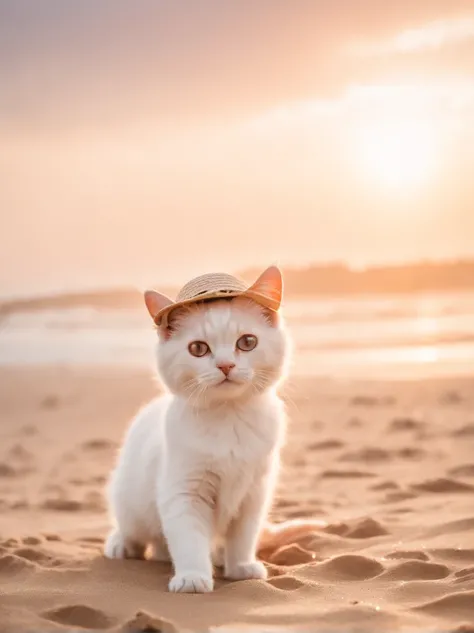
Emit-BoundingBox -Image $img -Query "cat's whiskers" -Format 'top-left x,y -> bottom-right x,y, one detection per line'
181,377 -> 208,413
254,368 -> 275,391
276,376 -> 302,416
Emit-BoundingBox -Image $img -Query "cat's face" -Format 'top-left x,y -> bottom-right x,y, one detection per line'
155,298 -> 288,404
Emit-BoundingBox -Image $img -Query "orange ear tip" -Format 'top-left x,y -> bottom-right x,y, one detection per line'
266,265 -> 283,283
264,264 -> 281,274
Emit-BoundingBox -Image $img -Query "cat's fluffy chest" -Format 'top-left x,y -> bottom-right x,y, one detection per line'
162,396 -> 282,530
166,395 -> 283,463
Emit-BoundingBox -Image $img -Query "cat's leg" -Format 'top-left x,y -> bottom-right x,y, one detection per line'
148,535 -> 171,562
211,543 -> 225,568
104,489 -> 149,560
104,528 -> 146,560
223,485 -> 269,581
159,493 -> 214,593
104,459 -> 149,560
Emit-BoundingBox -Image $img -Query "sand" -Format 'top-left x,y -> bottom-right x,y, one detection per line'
1,365 -> 474,632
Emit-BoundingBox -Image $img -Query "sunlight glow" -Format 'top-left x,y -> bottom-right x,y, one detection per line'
411,346 -> 440,364
355,119 -> 438,190
415,316 -> 439,336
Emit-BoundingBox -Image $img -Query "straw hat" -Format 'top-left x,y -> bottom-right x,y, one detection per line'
145,267 -> 282,327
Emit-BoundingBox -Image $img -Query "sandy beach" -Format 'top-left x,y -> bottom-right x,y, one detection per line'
1,365 -> 473,631
3,0 -> 474,628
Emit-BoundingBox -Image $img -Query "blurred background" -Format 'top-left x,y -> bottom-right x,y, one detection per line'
1,0 -> 474,378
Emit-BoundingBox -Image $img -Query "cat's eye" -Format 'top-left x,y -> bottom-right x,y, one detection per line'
188,341 -> 210,357
236,334 -> 258,352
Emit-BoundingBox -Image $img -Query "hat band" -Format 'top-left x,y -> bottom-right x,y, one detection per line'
193,288 -> 237,298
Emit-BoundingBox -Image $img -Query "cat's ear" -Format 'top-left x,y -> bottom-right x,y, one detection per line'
144,290 -> 174,322
248,265 -> 283,310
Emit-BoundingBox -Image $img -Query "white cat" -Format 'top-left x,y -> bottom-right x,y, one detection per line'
104,266 -> 321,593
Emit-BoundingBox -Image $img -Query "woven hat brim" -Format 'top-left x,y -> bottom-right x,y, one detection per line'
154,289 -> 279,326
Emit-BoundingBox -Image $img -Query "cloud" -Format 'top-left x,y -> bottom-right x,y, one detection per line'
393,16 -> 474,51
352,15 -> 474,55
1,0 -> 474,135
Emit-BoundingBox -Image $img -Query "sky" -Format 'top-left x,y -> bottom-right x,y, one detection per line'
1,0 -> 474,297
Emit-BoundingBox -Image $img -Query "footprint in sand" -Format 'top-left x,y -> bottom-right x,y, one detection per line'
370,480 -> 399,491
69,477 -> 88,486
79,536 -> 104,544
0,446 -> 36,479
118,610 -> 178,632
383,490 -> 418,503
309,554 -> 385,581
41,498 -> 84,512
70,474 -> 107,487
0,462 -> 17,477
8,444 -> 34,461
268,543 -> 318,565
18,424 -> 38,437
81,438 -> 117,451
40,394 -> 60,409
386,550 -> 430,562
346,416 -> 364,428
389,417 -> 424,432
449,464 -> 474,478
267,576 -> 305,590
8,444 -> 35,471
42,604 -> 115,630
41,495 -> 105,512
309,439 -> 344,451
381,560 -> 451,581
339,447 -> 390,462
451,625 -> 474,633
451,423 -> 474,437
10,498 -> 30,510
22,536 -> 42,546
350,395 -> 394,407
428,548 -> 474,564
439,390 -> 463,405
274,498 -> 296,509
345,518 -> 389,539
397,447 -> 425,460
424,517 -> 474,539
321,521 -> 350,536
320,469 -> 376,479
413,591 -> 474,620
14,547 -> 55,567
411,478 -> 474,494
453,567 -> 474,584
454,566 -> 474,578
0,553 -> 37,574
1,538 -> 19,548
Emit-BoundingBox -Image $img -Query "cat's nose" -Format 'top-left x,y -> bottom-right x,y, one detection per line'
216,362 -> 236,377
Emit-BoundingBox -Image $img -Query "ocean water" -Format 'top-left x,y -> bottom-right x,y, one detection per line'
1,292 -> 473,379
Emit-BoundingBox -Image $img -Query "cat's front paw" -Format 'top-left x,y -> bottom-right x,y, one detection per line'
103,530 -> 145,560
168,571 -> 214,593
225,561 -> 267,581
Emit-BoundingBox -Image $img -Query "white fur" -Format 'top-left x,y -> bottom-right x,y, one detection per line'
104,298 -> 289,593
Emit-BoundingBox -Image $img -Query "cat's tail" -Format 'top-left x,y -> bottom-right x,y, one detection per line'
257,518 -> 326,554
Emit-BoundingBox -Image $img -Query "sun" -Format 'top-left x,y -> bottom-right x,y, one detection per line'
355,119 -> 438,191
